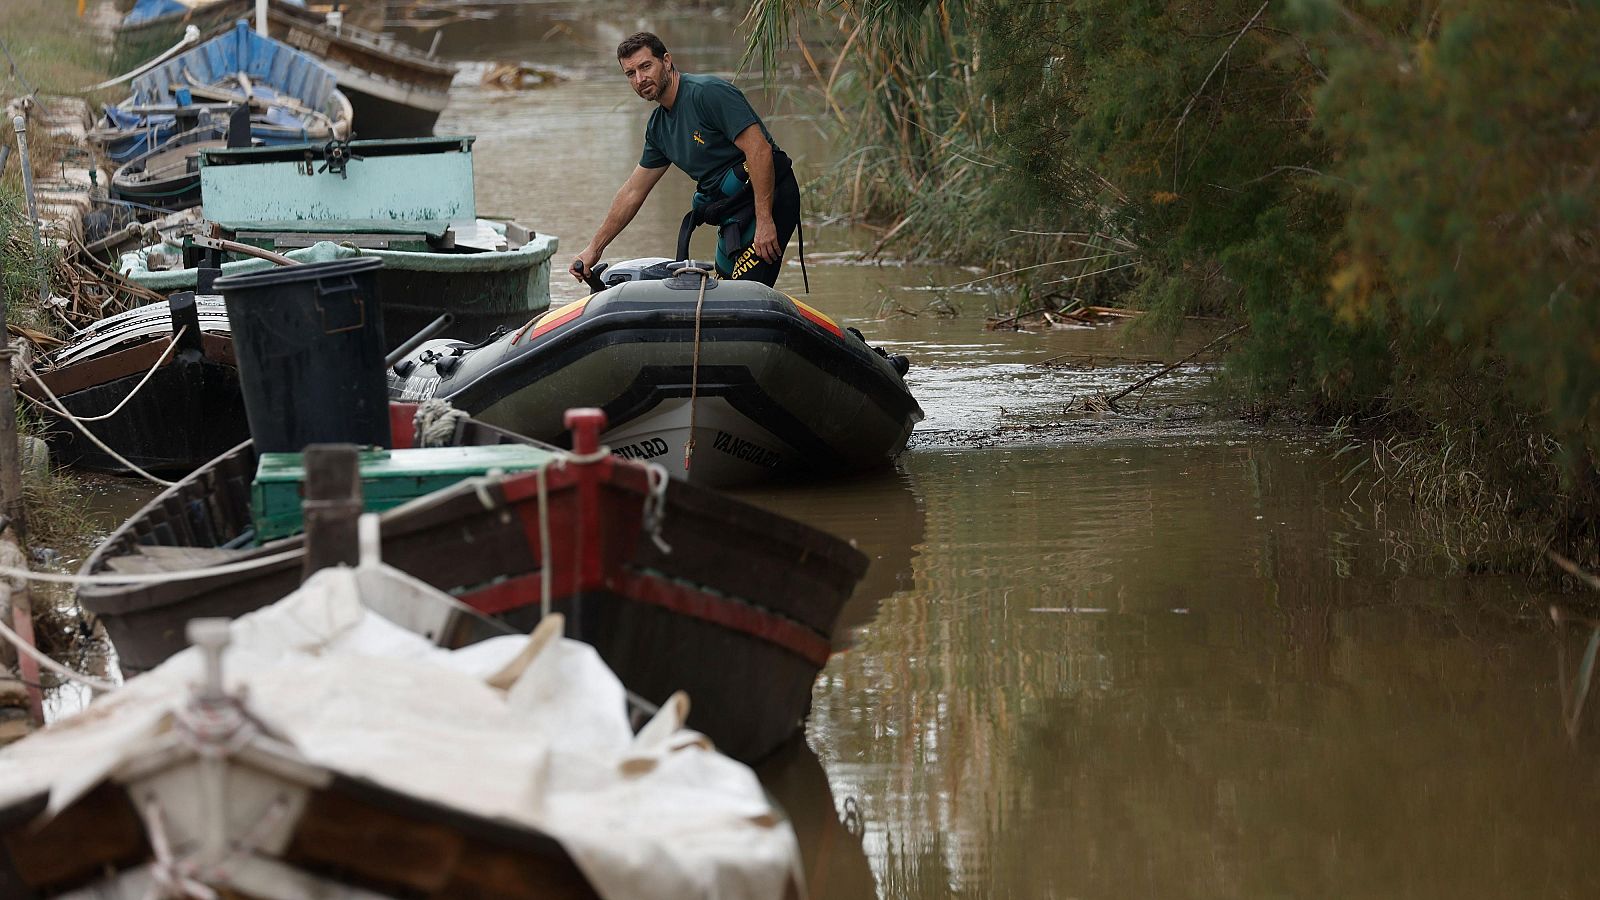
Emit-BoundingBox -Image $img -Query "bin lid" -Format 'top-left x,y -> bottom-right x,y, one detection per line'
213,255 -> 385,292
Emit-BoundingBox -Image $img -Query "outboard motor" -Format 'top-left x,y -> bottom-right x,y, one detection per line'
596,258 -> 718,288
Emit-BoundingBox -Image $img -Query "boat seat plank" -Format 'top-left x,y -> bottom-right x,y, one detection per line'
235,231 -> 433,250
219,218 -> 451,238
104,545 -> 248,574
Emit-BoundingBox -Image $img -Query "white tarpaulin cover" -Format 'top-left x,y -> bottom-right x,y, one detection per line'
0,565 -> 804,899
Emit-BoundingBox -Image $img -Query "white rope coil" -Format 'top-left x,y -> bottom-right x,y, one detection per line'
559,446 -> 612,466
413,397 -> 468,448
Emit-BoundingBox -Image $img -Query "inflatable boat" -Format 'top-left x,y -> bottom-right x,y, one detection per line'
388,258 -> 922,486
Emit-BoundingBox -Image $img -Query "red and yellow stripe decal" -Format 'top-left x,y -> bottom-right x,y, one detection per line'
516,296 -> 590,344
785,295 -> 843,338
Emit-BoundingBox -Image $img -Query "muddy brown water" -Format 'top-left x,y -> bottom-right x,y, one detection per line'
64,5 -> 1600,896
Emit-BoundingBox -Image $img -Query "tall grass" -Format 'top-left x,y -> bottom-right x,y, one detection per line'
742,0 -> 1140,309
747,0 -> 1600,574
0,0 -> 110,99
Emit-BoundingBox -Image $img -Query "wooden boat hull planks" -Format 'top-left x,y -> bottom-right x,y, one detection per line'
0,768 -> 599,898
18,331 -> 247,476
110,127 -> 229,213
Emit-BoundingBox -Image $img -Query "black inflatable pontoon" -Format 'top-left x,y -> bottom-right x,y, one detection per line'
388,258 -> 922,486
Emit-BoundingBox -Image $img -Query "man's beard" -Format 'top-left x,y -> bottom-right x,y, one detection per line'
640,69 -> 670,101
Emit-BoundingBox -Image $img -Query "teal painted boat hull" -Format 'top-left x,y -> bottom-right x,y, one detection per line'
120,236 -> 557,349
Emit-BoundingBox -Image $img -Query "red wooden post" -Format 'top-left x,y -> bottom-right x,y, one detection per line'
564,408 -> 608,591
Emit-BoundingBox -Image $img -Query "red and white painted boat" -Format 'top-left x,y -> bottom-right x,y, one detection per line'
77,404 -> 868,762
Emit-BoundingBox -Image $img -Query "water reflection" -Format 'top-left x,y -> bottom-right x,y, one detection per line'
759,738 -> 877,899
736,467 -> 926,643
808,443 -> 1600,898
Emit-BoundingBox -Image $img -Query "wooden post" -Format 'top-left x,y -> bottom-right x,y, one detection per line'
12,117 -> 49,308
300,444 -> 363,582
167,291 -> 205,355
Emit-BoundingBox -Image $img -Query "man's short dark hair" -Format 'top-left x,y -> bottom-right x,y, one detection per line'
617,32 -> 668,61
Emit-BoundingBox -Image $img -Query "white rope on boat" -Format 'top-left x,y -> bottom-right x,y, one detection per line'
535,464 -> 552,619
83,26 -> 202,92
0,585 -> 120,693
144,795 -> 221,900
642,462 -> 673,555
18,355 -> 177,487
0,549 -> 303,587
27,326 -> 188,425
558,446 -> 613,466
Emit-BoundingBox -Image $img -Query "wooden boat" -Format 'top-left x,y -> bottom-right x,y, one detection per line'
388,258 -> 924,487
114,1 -> 454,138
119,137 -> 558,347
93,20 -> 352,165
269,3 -> 455,139
109,121 -> 230,212
0,621 -> 599,899
2,573 -> 803,897
16,293 -> 247,476
77,404 -> 868,763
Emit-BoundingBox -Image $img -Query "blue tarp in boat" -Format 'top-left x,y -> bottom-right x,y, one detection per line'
125,0 -> 188,25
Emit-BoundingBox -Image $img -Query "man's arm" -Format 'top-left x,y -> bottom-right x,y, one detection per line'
571,164 -> 670,280
734,125 -> 780,263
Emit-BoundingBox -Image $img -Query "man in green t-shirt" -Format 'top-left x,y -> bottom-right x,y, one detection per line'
569,32 -> 801,287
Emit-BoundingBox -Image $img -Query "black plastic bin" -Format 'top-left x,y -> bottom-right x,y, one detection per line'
214,257 -> 392,453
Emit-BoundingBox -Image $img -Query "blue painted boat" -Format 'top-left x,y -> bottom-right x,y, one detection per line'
92,20 -> 351,164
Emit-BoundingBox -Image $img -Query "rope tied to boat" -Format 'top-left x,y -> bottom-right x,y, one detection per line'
642,462 -> 673,556
535,464 -> 553,619
674,264 -> 716,473
14,330 -> 191,488
413,397 -> 468,448
142,745 -> 292,898
30,326 -> 189,424
0,549 -> 303,587
0,584 -> 119,693
143,797 -> 220,900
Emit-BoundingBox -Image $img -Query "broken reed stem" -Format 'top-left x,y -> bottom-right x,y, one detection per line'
1106,322 -> 1247,409
1549,550 -> 1600,593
